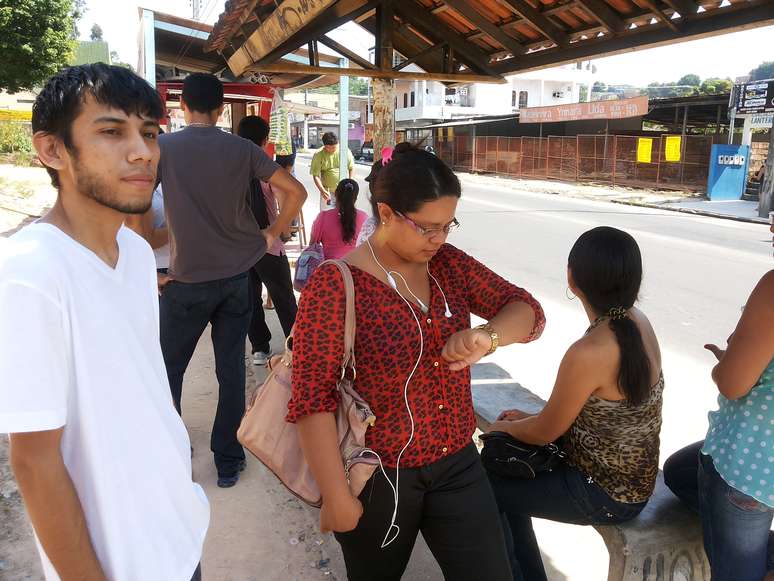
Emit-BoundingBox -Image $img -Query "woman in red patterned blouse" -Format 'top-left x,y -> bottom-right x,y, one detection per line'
288,144 -> 545,581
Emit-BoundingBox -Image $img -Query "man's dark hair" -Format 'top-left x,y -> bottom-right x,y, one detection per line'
32,63 -> 164,189
322,132 -> 338,146
181,73 -> 224,113
275,153 -> 295,169
237,115 -> 270,146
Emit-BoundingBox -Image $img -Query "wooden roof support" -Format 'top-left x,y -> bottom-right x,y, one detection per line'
662,0 -> 698,17
639,0 -> 680,31
442,0 -> 526,55
375,0 -> 395,73
318,34 -> 376,69
393,42 -> 447,71
575,0 -> 627,33
394,0 -> 499,75
499,0 -> 569,46
247,61 -> 506,83
491,0 -> 774,75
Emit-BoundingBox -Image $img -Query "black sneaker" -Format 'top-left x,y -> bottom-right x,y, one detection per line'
217,460 -> 246,488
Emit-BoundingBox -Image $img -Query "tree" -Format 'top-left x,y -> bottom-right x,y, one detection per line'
678,74 -> 701,87
70,0 -> 86,38
90,23 -> 103,41
592,81 -> 607,93
750,61 -> 774,81
698,78 -> 732,95
579,85 -> 588,102
0,0 -> 76,93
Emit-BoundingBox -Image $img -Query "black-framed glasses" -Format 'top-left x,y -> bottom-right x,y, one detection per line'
395,211 -> 460,237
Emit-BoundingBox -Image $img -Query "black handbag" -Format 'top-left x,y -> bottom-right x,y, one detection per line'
480,431 -> 565,479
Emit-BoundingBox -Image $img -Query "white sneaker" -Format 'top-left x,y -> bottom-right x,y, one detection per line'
253,350 -> 271,366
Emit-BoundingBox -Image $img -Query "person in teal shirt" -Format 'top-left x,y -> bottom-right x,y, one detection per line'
310,132 -> 354,210
665,219 -> 774,580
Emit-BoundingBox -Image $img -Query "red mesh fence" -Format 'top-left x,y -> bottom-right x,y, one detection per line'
438,134 -> 710,191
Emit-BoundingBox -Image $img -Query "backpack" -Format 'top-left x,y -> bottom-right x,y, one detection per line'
293,242 -> 325,292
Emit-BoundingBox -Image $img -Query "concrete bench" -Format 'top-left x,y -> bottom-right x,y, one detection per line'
471,363 -> 710,581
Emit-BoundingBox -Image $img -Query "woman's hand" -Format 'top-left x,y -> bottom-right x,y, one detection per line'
496,408 -> 533,421
704,344 -> 725,361
319,493 -> 363,533
442,328 -> 492,371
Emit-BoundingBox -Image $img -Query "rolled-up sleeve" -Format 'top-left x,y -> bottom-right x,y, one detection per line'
250,142 -> 281,182
287,263 -> 346,422
460,249 -> 545,343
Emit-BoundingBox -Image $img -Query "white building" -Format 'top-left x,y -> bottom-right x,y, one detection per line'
370,62 -> 594,131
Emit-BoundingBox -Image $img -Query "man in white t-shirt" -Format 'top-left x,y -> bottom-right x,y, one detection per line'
0,64 -> 209,580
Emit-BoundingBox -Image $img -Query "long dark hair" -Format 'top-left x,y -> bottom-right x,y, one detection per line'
335,178 -> 359,243
371,142 -> 461,217
568,227 -> 652,405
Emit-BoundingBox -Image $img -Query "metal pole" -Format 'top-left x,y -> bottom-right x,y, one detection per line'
339,58 -> 350,181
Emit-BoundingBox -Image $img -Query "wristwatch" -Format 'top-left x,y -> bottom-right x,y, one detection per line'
474,322 -> 499,356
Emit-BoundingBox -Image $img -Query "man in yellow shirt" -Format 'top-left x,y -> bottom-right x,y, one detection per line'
310,132 -> 354,210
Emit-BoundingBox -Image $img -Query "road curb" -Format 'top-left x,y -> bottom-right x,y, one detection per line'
609,198 -> 769,225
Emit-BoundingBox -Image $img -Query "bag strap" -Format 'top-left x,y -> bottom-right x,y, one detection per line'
322,259 -> 356,372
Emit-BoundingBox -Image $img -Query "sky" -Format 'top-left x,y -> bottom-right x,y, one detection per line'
79,0 -> 774,88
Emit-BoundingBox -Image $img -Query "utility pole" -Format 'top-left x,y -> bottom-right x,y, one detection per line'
191,0 -> 201,20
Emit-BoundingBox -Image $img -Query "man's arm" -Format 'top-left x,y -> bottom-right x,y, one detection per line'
10,429 -> 106,580
267,169 -> 307,241
312,175 -> 330,200
348,150 -> 354,179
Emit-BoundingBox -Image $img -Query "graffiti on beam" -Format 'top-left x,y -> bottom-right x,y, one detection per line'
228,0 -> 338,77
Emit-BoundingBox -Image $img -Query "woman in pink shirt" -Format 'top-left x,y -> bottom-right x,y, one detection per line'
310,179 -> 368,259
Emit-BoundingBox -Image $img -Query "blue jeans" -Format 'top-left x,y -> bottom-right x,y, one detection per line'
488,464 -> 645,581
665,442 -> 774,580
160,272 -> 251,476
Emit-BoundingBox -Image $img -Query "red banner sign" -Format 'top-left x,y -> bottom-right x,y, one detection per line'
519,96 -> 649,123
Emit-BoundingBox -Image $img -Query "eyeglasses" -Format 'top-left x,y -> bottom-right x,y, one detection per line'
395,211 -> 460,237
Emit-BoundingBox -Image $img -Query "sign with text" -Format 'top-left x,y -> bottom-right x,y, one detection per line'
665,136 -> 682,162
735,80 -> 774,114
519,96 -> 649,124
637,138 -> 653,164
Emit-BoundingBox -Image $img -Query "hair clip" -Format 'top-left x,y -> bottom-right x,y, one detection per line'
381,147 -> 394,165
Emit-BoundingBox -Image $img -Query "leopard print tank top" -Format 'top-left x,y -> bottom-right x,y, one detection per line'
564,373 -> 664,504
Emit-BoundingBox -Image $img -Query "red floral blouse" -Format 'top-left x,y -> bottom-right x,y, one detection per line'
287,244 -> 545,468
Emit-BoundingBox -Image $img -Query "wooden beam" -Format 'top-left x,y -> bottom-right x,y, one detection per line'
500,1 -> 580,34
375,0 -> 395,70
393,42 -> 446,71
575,0 -> 626,33
318,34 -> 376,69
499,0 -> 569,46
394,0 -> 498,75
247,61 -> 507,83
491,0 -> 774,75
442,0 -> 526,55
661,0 -> 697,17
639,0 -> 680,31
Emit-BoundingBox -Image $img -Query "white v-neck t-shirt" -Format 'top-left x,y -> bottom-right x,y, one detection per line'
0,223 -> 209,581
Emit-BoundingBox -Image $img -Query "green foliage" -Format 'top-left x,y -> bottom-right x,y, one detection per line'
316,78 -> 369,96
0,0 -> 76,93
750,61 -> 774,81
579,85 -> 588,101
90,23 -> 103,41
592,81 -> 607,93
0,122 -> 32,154
678,74 -> 701,87
698,78 -> 732,95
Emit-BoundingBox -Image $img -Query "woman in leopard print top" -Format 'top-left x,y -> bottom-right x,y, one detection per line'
487,227 -> 664,581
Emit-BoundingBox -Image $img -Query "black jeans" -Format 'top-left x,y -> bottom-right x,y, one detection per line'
248,253 -> 297,353
333,444 -> 512,581
160,272 -> 250,476
487,464 -> 646,581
